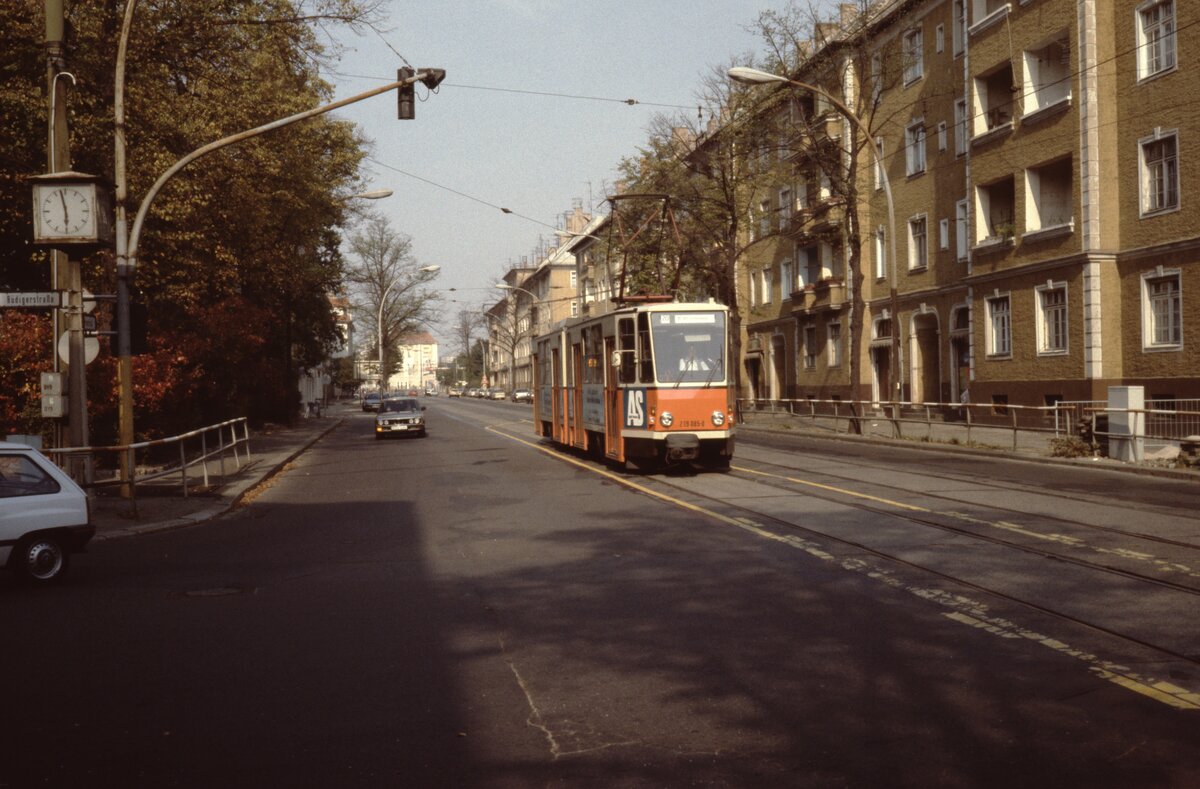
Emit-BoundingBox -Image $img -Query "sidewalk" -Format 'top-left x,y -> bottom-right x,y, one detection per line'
737,410 -> 1200,482
90,414 -> 344,542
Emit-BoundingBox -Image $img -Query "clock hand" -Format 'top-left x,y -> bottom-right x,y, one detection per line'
59,190 -> 69,227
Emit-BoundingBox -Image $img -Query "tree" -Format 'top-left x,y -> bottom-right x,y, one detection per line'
449,308 -> 483,384
0,0 -> 380,436
344,214 -> 440,387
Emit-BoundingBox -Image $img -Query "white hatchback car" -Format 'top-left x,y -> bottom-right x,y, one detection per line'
0,443 -> 94,583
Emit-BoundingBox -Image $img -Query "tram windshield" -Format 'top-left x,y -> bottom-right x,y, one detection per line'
650,310 -> 726,385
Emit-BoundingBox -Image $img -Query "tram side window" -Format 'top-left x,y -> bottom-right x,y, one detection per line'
583,324 -> 603,385
637,312 -> 654,383
618,318 -> 637,383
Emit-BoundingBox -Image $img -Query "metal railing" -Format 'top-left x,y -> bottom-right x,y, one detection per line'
46,418 -> 252,510
738,397 -> 1200,461
737,398 -> 1070,452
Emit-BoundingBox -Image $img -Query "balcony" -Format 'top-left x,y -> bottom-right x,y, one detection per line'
791,277 -> 847,314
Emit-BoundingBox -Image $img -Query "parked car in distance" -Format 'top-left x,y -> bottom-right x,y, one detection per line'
361,392 -> 382,412
466,387 -> 480,398
511,388 -> 532,404
489,388 -> 506,400
375,398 -> 427,439
406,389 -> 420,398
0,443 -> 95,583
448,388 -> 463,398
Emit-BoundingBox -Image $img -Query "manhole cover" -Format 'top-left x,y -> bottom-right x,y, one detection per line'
180,586 -> 251,598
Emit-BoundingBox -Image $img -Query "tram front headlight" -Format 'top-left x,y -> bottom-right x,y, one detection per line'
712,410 -> 726,427
659,411 -> 674,428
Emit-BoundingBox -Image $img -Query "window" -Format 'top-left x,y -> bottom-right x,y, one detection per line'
803,325 -> 817,369
976,176 -> 1016,243
987,294 -> 1012,356
939,218 -> 950,250
781,259 -> 794,296
779,187 -> 792,224
0,456 -> 60,498
748,268 -> 759,306
828,323 -> 842,367
1138,1 -> 1176,80
954,99 -> 968,155
870,52 -> 883,104
1140,130 -> 1179,215
903,28 -> 924,84
874,227 -> 887,280
908,216 -> 928,270
1143,270 -> 1182,348
952,0 -> 967,56
570,270 -> 578,288
570,301 -> 579,318
1022,36 -> 1072,115
937,121 -> 947,151
1036,283 -> 1068,354
1026,157 -> 1074,232
936,24 -> 945,54
758,198 -> 772,238
874,138 -> 885,190
761,267 -> 773,305
956,199 -> 969,260
906,121 -> 926,175
974,64 -> 1015,135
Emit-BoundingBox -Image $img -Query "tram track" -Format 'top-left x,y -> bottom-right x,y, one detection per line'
483,418 -> 1200,708
738,439 -> 1200,550
631,465 -> 1200,672
726,451 -> 1200,590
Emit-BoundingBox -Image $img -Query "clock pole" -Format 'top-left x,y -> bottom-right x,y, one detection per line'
45,0 -> 91,482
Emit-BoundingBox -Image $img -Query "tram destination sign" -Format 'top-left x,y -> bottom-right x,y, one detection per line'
0,291 -> 63,308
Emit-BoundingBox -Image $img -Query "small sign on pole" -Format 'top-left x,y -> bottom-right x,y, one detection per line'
0,291 -> 62,308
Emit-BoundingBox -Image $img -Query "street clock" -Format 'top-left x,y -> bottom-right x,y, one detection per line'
30,171 -> 113,249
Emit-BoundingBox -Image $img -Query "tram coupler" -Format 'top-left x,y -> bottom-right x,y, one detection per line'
665,433 -> 700,463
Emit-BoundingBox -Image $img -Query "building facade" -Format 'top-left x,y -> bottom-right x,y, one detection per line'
739,0 -> 1197,409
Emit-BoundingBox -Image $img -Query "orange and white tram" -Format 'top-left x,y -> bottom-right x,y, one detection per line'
532,300 -> 735,471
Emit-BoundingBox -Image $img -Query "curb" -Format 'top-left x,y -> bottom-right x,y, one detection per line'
92,418 -> 345,542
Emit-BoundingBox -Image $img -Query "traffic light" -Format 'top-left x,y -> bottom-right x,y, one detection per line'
398,67 -> 415,120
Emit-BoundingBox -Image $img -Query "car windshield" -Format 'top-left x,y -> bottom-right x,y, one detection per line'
380,399 -> 419,413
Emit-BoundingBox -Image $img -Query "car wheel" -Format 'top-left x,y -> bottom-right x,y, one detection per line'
13,534 -> 69,584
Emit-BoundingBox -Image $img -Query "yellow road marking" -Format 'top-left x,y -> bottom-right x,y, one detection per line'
488,425 -> 1199,711
734,464 -> 930,512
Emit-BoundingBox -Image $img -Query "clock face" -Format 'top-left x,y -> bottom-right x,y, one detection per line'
38,185 -> 94,237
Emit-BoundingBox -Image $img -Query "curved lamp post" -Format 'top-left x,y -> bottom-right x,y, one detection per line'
377,265 -> 440,390
728,66 -> 901,405
495,283 -> 541,392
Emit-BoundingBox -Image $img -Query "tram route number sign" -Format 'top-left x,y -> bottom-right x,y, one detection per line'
0,291 -> 63,308
624,388 -> 647,428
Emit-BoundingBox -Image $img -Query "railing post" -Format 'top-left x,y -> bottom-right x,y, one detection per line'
201,430 -> 210,488
126,445 -> 139,518
218,423 -> 227,481
965,403 -> 973,445
180,441 -> 188,497
1012,408 -> 1019,451
926,404 -> 932,442
243,419 -> 252,461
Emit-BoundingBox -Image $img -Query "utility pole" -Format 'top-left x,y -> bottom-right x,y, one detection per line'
45,0 -> 89,479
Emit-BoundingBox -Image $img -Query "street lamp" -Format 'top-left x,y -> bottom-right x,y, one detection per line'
377,265 -> 440,390
728,65 -> 901,406
494,283 -> 540,392
350,189 -> 394,200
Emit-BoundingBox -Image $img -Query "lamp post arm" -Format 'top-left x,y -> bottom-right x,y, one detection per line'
125,73 -> 435,265
770,75 -> 900,403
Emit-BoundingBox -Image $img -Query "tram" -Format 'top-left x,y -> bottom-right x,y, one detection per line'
532,300 -> 735,471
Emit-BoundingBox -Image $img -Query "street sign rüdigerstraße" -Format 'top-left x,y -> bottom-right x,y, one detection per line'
0,291 -> 63,308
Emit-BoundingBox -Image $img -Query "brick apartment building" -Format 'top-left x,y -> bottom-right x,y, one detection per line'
738,0 -> 1196,410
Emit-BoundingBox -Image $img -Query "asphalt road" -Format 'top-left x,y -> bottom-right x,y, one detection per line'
2,398 -> 1198,787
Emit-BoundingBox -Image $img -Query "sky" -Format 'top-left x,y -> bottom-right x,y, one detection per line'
322,0 -> 786,349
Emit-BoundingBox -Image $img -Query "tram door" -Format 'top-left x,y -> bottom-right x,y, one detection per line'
552,345 -> 563,442
604,335 -> 622,460
571,343 -> 583,448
